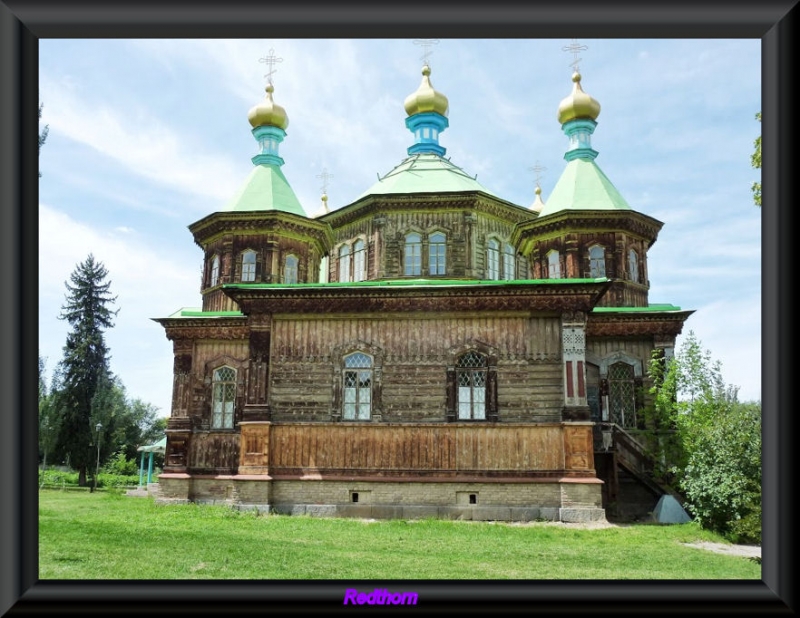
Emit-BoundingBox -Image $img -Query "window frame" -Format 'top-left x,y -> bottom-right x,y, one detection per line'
284,254 -> 299,284
210,254 -> 220,287
338,244 -> 351,282
629,248 -> 639,283
342,352 -> 374,421
487,238 -> 500,280
353,239 -> 366,282
428,231 -> 447,276
589,244 -> 606,278
211,365 -> 237,429
404,232 -> 422,276
241,249 -> 257,282
502,243 -> 515,281
547,249 -> 562,279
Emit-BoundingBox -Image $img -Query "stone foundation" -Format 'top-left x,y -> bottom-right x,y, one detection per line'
156,474 -> 605,522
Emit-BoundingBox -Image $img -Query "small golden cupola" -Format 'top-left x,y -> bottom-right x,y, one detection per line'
404,64 -> 449,117
557,72 -> 601,125
248,83 -> 289,130
403,64 -> 451,157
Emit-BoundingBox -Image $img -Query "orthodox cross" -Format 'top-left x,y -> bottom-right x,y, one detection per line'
259,48 -> 283,85
413,39 -> 440,66
316,168 -> 334,195
562,39 -> 588,72
528,161 -> 547,191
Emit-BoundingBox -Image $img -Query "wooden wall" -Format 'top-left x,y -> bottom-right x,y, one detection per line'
268,313 -> 563,422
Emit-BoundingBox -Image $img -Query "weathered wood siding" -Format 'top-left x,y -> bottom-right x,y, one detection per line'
258,423 -> 578,476
268,314 -> 563,422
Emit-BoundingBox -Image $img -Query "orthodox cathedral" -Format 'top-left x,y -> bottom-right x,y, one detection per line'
154,45 -> 692,522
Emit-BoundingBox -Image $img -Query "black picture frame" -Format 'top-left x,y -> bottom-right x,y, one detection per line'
2,1 -> 794,614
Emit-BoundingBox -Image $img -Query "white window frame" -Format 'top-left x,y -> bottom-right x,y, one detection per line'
547,250 -> 561,279
404,233 -> 422,276
629,249 -> 639,283
429,232 -> 446,275
342,352 -> 373,421
353,239 -> 366,282
457,351 -> 487,420
502,243 -> 515,280
487,239 -> 500,280
338,244 -> 351,282
210,255 -> 220,287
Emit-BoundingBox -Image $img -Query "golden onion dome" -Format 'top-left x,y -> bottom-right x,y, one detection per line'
248,84 -> 289,130
404,64 -> 449,117
557,72 -> 601,124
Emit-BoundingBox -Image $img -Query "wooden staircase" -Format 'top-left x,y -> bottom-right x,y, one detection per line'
593,422 -> 684,521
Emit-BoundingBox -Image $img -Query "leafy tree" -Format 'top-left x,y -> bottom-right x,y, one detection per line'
751,112 -> 761,207
51,255 -> 118,486
648,331 -> 761,542
39,103 -> 49,178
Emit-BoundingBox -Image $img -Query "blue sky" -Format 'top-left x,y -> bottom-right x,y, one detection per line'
38,38 -> 762,420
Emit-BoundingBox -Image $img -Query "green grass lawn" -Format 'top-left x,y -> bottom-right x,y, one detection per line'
38,489 -> 760,580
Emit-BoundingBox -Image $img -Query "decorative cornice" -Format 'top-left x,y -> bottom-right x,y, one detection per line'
189,210 -> 334,252
512,210 -> 663,255
319,192 -> 535,229
153,317 -> 250,341
586,310 -> 694,337
224,281 -> 611,315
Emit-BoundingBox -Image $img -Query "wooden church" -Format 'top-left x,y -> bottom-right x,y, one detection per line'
154,47 -> 692,522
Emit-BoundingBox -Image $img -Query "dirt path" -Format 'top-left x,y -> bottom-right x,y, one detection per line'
682,541 -> 761,559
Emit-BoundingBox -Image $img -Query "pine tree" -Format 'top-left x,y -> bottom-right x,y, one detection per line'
52,255 -> 118,487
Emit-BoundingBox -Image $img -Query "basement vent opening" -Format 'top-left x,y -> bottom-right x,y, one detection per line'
469,494 -> 477,504
351,492 -> 359,503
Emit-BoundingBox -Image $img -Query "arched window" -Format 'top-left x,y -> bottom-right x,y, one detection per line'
284,254 -> 298,284
353,239 -> 366,282
241,250 -> 257,282
338,244 -> 351,282
457,351 -> 487,420
211,366 -> 236,429
629,249 -> 639,283
589,245 -> 606,278
503,243 -> 515,280
404,233 -> 422,276
608,361 -> 636,428
487,239 -> 500,280
343,352 -> 373,420
210,255 -> 220,287
547,250 -> 561,279
429,232 -> 446,275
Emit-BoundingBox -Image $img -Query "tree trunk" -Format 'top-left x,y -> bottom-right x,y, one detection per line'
78,466 -> 87,487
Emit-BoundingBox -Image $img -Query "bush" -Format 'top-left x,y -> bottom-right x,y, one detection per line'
103,451 -> 139,476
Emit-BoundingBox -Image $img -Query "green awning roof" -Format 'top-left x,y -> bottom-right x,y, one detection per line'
137,436 -> 166,453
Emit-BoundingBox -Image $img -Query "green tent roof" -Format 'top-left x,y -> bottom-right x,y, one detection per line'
357,153 -> 496,199
538,157 -> 631,217
222,164 -> 307,216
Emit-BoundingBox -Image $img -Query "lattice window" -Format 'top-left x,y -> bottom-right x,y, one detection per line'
609,362 -> 636,428
241,250 -> 256,282
429,232 -> 446,275
589,245 -> 606,278
284,254 -> 298,284
487,239 -> 500,280
343,352 -> 372,420
503,243 -> 515,280
210,255 -> 220,287
562,327 -> 586,357
457,351 -> 487,420
212,366 -> 236,429
404,233 -> 422,276
338,244 -> 351,282
353,239 -> 366,282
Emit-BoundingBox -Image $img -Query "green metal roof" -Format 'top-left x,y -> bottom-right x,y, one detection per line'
592,304 -> 683,313
357,153 -> 496,199
538,157 -> 631,217
224,277 -> 608,290
165,307 -> 245,318
221,164 -> 307,216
